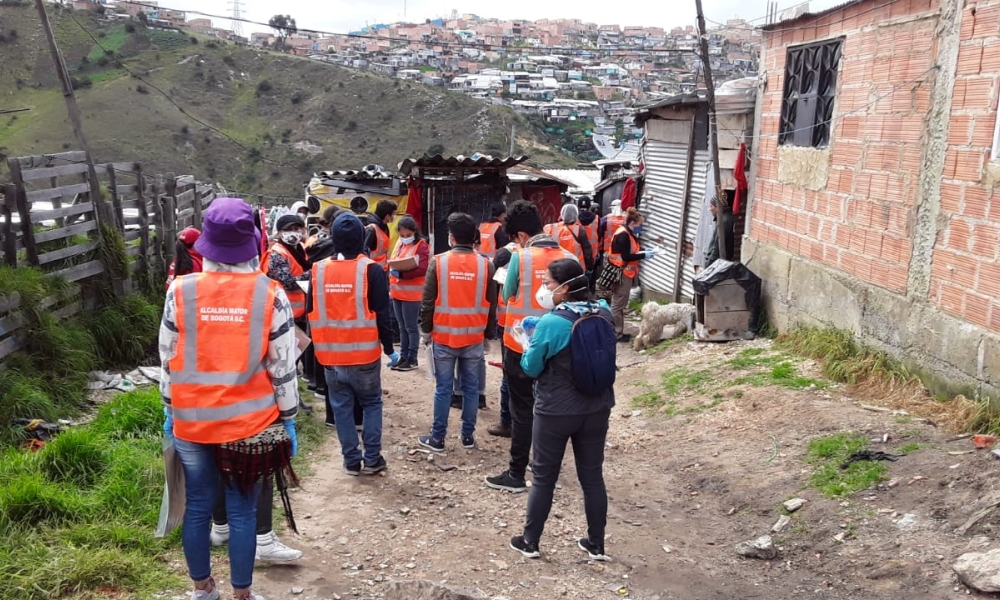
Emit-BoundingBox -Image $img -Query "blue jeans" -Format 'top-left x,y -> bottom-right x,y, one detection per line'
499,375 -> 511,427
173,437 -> 259,590
453,352 -> 487,395
325,360 -> 383,467
392,299 -> 421,362
432,342 -> 483,439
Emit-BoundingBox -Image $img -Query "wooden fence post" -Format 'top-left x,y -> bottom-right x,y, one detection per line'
151,174 -> 164,276
163,173 -> 177,266
135,166 -> 150,279
1,184 -> 16,267
7,160 -> 39,266
106,163 -> 125,233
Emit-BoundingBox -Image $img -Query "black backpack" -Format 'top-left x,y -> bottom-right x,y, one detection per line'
554,307 -> 617,395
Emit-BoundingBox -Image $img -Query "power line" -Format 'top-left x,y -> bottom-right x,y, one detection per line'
66,11 -> 312,177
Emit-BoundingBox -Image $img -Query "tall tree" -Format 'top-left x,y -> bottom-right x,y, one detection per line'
268,14 -> 297,51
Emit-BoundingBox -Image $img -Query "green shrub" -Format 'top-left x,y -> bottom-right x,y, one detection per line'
39,428 -> 109,488
94,438 -> 162,525
90,388 -> 163,440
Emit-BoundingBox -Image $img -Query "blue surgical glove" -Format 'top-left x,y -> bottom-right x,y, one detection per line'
163,407 -> 174,438
283,420 -> 298,457
389,269 -> 401,278
643,250 -> 656,259
387,351 -> 401,367
522,316 -> 540,333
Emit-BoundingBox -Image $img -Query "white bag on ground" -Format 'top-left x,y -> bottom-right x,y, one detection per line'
155,437 -> 186,538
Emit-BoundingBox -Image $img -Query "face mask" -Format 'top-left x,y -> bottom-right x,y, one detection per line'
281,231 -> 303,245
632,225 -> 644,235
535,282 -> 566,310
400,236 -> 415,245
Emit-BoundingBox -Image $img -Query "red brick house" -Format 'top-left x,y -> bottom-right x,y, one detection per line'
746,0 -> 1000,399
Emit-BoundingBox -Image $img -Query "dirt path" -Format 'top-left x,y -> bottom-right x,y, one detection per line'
228,337 -> 1000,600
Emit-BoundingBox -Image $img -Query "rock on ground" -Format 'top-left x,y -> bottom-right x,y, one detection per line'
384,580 -> 489,600
953,549 -> 1000,593
735,535 -> 778,560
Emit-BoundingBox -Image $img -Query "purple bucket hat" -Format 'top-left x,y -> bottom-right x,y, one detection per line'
194,197 -> 261,264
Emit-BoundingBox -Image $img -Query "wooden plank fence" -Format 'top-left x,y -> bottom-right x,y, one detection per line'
0,151 -> 219,362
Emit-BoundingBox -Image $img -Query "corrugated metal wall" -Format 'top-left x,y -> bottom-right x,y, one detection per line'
639,139 -> 690,298
680,151 -> 711,301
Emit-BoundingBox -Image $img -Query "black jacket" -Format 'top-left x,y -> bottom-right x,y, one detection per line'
363,213 -> 389,254
611,227 -> 644,263
705,210 -> 736,268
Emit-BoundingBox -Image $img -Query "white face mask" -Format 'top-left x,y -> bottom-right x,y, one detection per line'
400,236 -> 415,245
535,283 -> 564,310
280,231 -> 303,245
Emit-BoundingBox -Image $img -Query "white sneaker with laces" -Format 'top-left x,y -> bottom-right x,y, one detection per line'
255,531 -> 303,562
209,523 -> 229,546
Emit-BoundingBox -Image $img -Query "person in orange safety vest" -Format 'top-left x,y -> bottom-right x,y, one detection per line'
160,197 -> 300,600
417,212 -> 498,453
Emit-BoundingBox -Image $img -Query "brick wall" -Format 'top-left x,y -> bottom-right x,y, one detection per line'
932,0 -> 1000,331
751,0 -> 938,294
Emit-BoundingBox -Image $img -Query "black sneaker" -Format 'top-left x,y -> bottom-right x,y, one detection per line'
297,401 -> 314,414
324,421 -> 336,428
578,538 -> 610,561
616,333 -> 632,344
485,470 -> 527,493
395,359 -> 417,372
417,435 -> 445,452
344,462 -> 361,476
450,394 -> 462,409
478,394 -> 487,409
363,456 -> 387,475
461,433 -> 475,449
509,535 -> 541,559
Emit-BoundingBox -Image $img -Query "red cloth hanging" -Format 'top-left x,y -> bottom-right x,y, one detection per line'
620,176 -> 637,210
732,143 -> 748,214
406,178 -> 423,231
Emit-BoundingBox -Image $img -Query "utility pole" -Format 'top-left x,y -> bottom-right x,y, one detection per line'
694,0 -> 728,261
33,0 -> 109,223
509,124 -> 516,156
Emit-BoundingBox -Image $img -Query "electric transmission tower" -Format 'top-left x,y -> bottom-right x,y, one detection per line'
228,0 -> 244,38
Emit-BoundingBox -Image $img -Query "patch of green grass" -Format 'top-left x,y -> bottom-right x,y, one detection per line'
85,25 -> 130,62
727,348 -> 790,369
646,333 -> 693,354
84,293 -> 160,368
777,327 -> 912,386
0,388 -> 185,600
661,367 -> 714,396
806,433 -> 887,497
733,361 -> 828,390
632,390 -> 662,407
897,443 -> 922,453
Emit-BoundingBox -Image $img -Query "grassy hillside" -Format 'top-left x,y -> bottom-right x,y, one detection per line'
0,4 -> 576,197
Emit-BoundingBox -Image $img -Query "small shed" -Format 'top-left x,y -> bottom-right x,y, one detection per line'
633,79 -> 756,303
506,164 -> 573,226
399,154 -> 526,255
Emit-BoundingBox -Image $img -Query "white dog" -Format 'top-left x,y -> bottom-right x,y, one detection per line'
633,301 -> 698,351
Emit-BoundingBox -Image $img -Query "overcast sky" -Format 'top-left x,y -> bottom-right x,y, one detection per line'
151,0 -> 846,37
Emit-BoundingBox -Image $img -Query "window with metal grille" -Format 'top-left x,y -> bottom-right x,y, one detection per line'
779,39 -> 844,148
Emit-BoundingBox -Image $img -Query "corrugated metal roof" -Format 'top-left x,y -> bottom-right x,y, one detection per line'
761,0 -> 864,30
507,164 -> 576,188
542,169 -> 602,193
398,154 -> 527,176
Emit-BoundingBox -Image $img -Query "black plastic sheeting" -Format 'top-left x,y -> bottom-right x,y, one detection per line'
692,259 -> 763,333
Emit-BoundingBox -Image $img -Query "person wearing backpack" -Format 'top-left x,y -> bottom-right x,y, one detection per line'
507,258 -> 616,562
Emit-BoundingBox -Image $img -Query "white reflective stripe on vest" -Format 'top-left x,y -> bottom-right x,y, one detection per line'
505,249 -> 539,321
437,253 -> 488,316
392,282 -> 424,292
173,275 -> 270,386
313,258 -> 378,330
171,393 -> 276,422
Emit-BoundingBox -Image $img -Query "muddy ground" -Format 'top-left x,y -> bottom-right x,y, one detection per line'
188,333 -> 1000,600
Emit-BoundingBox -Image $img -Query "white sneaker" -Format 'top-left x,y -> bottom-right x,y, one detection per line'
209,523 -> 229,546
190,578 -> 220,600
255,531 -> 303,562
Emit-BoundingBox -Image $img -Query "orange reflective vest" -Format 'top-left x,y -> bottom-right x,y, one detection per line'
582,220 -> 599,261
389,240 -> 426,302
169,272 -> 280,445
309,257 -> 381,366
496,242 -> 517,329
502,245 -> 577,353
545,222 -> 585,264
432,251 -> 491,349
608,226 -> 641,279
602,214 -> 627,255
478,222 -> 502,258
261,243 -> 307,319
367,224 -> 390,271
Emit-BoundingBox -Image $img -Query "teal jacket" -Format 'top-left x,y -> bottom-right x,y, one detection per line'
521,300 -> 610,378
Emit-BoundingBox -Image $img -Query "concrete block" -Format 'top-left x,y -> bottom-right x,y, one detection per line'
859,286 -> 914,350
